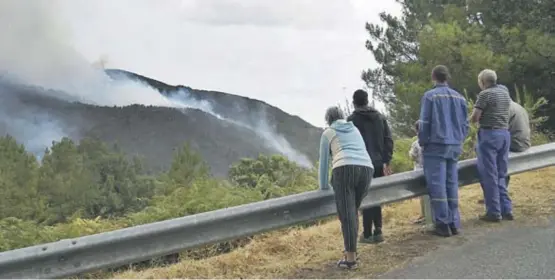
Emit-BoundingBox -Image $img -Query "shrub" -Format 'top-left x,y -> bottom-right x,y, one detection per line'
390,137 -> 414,173
229,154 -> 316,189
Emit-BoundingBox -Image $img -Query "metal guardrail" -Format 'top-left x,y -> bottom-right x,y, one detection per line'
1,142 -> 555,279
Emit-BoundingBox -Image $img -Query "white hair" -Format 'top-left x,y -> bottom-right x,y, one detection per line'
325,106 -> 344,126
478,69 -> 497,86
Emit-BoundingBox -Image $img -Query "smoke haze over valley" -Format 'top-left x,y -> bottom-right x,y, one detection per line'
0,0 -> 321,176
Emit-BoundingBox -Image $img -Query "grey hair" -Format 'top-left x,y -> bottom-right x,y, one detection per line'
478,69 -> 497,86
325,106 -> 344,126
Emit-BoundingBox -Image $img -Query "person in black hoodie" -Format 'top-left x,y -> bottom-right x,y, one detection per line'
347,89 -> 394,243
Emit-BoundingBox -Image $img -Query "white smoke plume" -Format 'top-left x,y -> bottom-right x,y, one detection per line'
0,0 -> 313,168
0,113 -> 66,161
168,88 -> 313,168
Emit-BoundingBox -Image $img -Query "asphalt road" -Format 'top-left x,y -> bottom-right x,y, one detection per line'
379,218 -> 555,279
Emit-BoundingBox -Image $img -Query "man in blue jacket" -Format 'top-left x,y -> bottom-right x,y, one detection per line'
419,65 -> 469,237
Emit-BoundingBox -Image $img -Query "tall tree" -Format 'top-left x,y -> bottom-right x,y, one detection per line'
0,135 -> 42,220
38,138 -> 92,224
363,0 -> 555,135
38,137 -> 156,224
363,1 -> 470,134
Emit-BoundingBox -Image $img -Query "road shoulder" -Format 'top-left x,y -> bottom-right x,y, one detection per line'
379,217 -> 555,279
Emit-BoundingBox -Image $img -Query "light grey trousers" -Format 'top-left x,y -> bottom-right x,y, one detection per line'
416,166 -> 434,223
420,195 -> 433,223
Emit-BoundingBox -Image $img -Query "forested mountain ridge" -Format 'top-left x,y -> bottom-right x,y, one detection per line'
105,68 -> 323,160
0,70 -> 322,177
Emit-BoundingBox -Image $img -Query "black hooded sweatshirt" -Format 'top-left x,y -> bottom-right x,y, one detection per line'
347,106 -> 394,166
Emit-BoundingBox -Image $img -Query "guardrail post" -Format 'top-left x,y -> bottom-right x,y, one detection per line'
420,195 -> 433,225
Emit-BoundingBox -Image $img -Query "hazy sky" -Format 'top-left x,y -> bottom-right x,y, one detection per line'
58,0 -> 402,127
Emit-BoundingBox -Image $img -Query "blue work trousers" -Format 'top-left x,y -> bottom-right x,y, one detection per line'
423,144 -> 461,229
476,128 -> 511,216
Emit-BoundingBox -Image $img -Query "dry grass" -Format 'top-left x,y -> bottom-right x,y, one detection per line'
114,167 -> 555,279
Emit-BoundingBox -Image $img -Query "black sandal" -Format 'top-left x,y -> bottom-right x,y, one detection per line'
337,259 -> 358,269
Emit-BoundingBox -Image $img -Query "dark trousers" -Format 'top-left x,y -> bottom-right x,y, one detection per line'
505,146 -> 520,190
362,164 -> 384,237
331,165 -> 373,252
504,146 -> 525,202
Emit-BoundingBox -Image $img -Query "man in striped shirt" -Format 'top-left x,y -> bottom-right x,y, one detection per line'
477,94 -> 531,205
470,69 -> 513,222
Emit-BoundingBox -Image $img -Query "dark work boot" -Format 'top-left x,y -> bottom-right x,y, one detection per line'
359,234 -> 373,244
479,213 -> 502,223
372,228 -> 384,243
449,223 -> 460,235
502,213 -> 514,221
429,224 -> 451,237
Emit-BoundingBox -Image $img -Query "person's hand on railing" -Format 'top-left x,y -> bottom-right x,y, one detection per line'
383,163 -> 392,176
